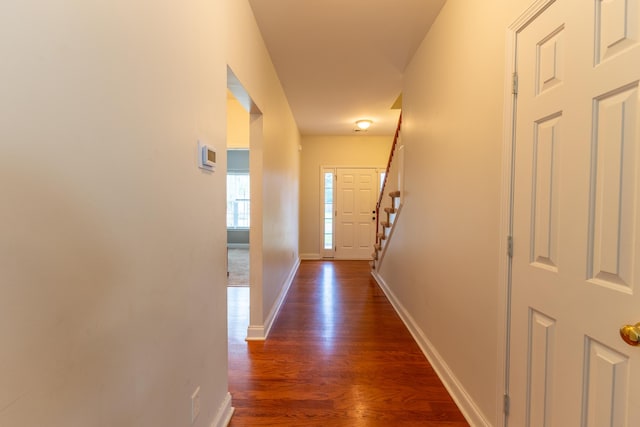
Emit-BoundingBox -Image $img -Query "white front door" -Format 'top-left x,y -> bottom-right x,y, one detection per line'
335,168 -> 377,259
509,0 -> 640,425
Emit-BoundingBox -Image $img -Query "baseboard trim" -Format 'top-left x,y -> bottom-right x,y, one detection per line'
371,271 -> 490,427
210,392 -> 234,427
245,257 -> 301,341
245,324 -> 265,340
227,243 -> 249,249
299,253 -> 321,260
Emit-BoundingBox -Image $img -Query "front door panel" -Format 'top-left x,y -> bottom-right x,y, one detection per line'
336,168 -> 377,260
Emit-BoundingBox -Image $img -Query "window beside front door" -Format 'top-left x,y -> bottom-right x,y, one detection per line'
321,169 -> 335,258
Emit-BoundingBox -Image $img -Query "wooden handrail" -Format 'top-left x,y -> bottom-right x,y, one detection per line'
375,113 -> 402,243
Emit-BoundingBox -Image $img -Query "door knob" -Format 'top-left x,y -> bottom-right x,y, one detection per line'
619,322 -> 640,346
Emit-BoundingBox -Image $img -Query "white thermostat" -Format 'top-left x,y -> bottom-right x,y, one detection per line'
198,141 -> 216,172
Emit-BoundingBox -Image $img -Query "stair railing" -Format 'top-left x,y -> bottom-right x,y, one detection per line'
372,113 -> 402,268
376,114 -> 401,238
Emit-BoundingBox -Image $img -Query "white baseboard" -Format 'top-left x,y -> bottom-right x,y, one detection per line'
371,271 -> 490,427
245,257 -> 301,341
210,392 -> 234,427
245,324 -> 265,340
299,253 -> 321,260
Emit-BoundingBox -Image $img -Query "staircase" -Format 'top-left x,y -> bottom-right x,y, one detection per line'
371,115 -> 403,270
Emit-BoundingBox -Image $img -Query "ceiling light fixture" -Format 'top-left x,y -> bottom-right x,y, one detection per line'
355,119 -> 372,130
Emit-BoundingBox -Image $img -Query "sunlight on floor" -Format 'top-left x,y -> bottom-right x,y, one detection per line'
227,287 -> 249,345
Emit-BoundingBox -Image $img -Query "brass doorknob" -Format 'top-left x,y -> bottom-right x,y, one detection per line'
620,322 -> 640,346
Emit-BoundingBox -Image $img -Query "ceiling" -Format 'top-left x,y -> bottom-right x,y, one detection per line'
248,0 -> 446,136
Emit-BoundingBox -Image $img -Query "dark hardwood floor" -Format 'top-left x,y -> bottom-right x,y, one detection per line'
228,260 -> 469,426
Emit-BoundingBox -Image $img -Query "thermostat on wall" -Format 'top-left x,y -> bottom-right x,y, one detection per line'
198,141 -> 216,172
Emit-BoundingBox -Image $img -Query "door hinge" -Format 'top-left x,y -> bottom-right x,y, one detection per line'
512,72 -> 519,95
503,394 -> 510,415
507,235 -> 513,258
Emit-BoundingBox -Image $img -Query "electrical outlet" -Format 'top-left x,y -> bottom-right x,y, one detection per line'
191,386 -> 201,424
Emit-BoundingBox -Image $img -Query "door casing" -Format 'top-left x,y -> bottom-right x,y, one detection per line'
498,1 -> 559,425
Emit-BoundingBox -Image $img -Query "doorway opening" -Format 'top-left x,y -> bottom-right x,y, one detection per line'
227,149 -> 250,287
226,66 -> 263,346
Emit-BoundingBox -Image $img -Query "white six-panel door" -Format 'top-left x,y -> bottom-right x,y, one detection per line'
509,0 -> 640,425
335,168 -> 377,259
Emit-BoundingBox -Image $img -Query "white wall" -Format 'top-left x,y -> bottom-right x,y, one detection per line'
299,135 -> 393,258
226,1 -> 301,332
377,0 -> 531,424
227,92 -> 250,149
0,0 -> 299,425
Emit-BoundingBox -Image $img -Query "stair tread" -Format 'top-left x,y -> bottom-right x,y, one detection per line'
384,207 -> 397,214
389,190 -> 401,198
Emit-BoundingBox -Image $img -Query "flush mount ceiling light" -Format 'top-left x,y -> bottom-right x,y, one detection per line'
355,119 -> 372,130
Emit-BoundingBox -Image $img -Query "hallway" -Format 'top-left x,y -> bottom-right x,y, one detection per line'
228,260 -> 469,426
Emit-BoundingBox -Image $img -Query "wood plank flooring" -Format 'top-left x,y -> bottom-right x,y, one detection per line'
228,260 -> 469,426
